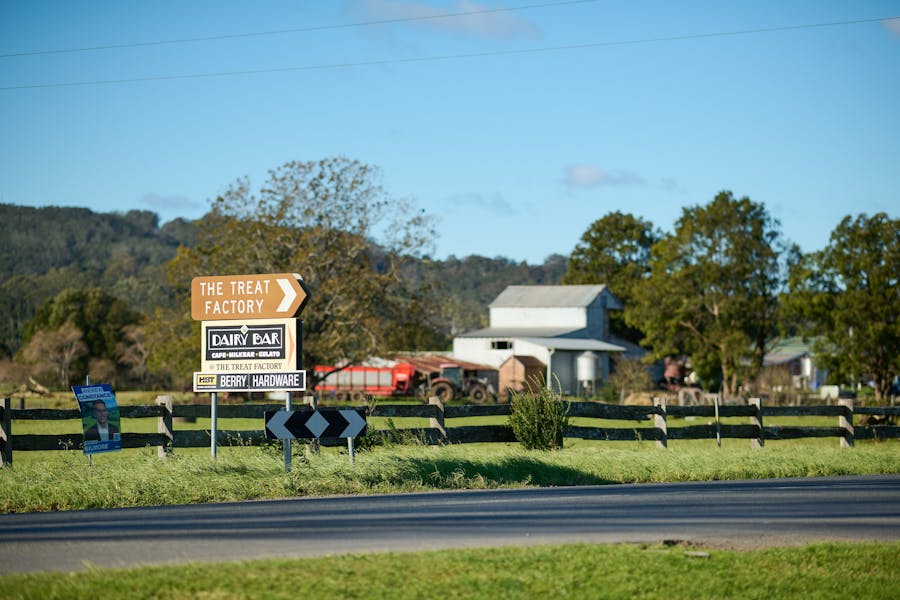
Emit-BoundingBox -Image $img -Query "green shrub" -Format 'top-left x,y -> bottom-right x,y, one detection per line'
508,383 -> 569,450
857,386 -> 876,405
354,417 -> 426,451
594,381 -> 620,404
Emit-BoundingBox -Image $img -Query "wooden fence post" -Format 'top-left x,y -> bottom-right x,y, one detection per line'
838,398 -> 854,448
749,397 -> 764,449
653,397 -> 667,449
713,395 -> 721,448
1,397 -> 11,467
429,397 -> 446,443
156,395 -> 173,459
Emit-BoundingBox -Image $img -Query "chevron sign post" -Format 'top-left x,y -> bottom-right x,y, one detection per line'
264,408 -> 367,441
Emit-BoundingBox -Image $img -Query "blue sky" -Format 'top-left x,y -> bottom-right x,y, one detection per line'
1,1 -> 898,264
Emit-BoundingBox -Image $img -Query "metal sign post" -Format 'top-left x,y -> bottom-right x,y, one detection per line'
86,375 -> 92,467
284,391 -> 292,473
211,391 -> 218,460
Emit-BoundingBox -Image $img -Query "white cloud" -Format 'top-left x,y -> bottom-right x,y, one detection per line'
140,193 -> 205,215
660,177 -> 687,194
566,164 -> 604,187
884,17 -> 900,36
357,0 -> 540,41
565,165 -> 646,188
446,191 -> 516,214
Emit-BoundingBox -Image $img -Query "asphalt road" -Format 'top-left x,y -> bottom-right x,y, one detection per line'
1,475 -> 899,573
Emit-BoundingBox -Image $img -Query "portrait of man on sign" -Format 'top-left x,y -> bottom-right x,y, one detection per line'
82,399 -> 120,442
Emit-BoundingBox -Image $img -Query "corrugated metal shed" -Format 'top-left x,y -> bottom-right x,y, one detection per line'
489,285 -> 613,308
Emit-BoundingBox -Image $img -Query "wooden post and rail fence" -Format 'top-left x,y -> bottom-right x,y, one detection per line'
1,396 -> 898,466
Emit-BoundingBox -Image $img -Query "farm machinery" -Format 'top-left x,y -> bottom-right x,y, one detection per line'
314,355 -> 497,403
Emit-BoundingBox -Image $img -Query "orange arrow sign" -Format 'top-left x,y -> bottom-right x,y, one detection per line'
191,273 -> 311,321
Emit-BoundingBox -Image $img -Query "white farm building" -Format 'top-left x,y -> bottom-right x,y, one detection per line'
452,285 -> 626,397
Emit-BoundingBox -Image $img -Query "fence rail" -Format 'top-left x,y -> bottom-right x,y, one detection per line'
1,396 -> 898,466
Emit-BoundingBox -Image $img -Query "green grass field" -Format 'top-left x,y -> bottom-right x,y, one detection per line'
3,393 -> 898,596
1,541 -> 898,599
2,434 -> 898,513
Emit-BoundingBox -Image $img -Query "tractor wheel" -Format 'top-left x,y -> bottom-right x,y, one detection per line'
430,381 -> 455,402
468,383 -> 488,404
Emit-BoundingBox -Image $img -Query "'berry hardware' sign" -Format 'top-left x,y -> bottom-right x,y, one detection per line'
193,370 -> 307,393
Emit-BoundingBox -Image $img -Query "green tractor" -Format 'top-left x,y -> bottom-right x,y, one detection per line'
425,362 -> 496,404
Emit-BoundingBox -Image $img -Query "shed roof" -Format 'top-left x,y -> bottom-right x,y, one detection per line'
457,326 -> 586,339
456,327 -> 625,353
489,285 -> 620,309
391,353 -> 495,374
516,337 -> 626,352
763,337 -> 815,367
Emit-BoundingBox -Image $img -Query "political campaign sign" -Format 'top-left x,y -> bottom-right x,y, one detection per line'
72,384 -> 122,455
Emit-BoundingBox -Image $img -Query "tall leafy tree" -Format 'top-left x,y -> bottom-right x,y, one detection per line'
117,324 -> 151,387
629,192 -> 784,397
21,287 -> 141,385
144,307 -> 201,390
783,213 -> 899,401
164,157 -> 437,387
563,211 -> 660,342
20,322 -> 87,389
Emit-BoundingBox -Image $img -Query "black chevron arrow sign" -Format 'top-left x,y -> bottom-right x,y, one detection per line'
264,408 -> 367,440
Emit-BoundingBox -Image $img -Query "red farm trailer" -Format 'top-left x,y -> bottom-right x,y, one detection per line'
314,355 -> 498,403
313,362 -> 416,402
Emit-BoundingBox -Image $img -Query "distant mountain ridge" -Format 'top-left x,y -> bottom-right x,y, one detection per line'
0,203 -> 566,357
0,204 -> 194,277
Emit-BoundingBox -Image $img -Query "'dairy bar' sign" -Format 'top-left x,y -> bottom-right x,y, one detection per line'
200,318 -> 298,372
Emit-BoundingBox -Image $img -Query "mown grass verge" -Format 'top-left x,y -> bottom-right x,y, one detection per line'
2,441 -> 898,514
1,541 -> 898,599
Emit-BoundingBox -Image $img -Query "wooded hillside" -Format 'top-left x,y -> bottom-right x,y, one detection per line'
0,203 -> 564,358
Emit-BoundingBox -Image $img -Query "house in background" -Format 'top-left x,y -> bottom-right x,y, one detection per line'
762,337 -> 827,391
452,285 -> 626,397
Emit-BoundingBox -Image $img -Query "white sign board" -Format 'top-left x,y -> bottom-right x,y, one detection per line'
200,318 -> 298,373
193,370 -> 307,393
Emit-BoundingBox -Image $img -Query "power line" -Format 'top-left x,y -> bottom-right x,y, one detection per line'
0,0 -> 598,59
2,16 -> 897,91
